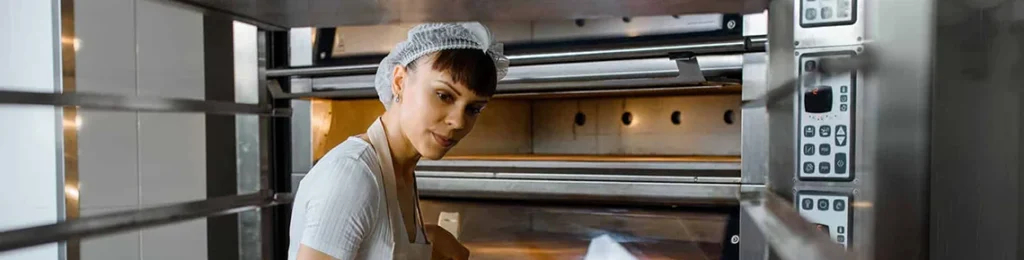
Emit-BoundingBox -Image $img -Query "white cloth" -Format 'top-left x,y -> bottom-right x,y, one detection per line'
374,22 -> 510,109
287,118 -> 430,260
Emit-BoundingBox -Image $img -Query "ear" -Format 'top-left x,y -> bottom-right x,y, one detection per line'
391,65 -> 408,103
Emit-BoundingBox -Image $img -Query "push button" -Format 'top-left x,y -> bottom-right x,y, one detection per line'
802,198 -> 814,210
833,199 -> 846,211
835,125 -> 848,146
804,125 -> 816,137
817,199 -> 829,210
838,226 -> 846,234
840,104 -> 848,111
821,7 -> 833,19
819,144 -> 831,155
804,144 -> 816,156
803,162 -> 816,174
835,153 -> 847,174
841,95 -> 848,102
820,125 -> 832,137
840,85 -> 848,93
805,8 -> 818,20
819,162 -> 831,174
837,235 -> 845,243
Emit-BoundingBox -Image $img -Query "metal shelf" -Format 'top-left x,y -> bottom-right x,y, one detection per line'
166,0 -> 769,29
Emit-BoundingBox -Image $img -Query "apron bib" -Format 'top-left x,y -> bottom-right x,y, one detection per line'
367,118 -> 432,260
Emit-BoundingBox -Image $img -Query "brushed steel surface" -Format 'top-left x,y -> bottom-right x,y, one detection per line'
0,191 -> 283,253
852,0 -> 931,258
416,177 -> 742,204
419,157 -> 740,171
507,39 -> 747,65
741,52 -> 768,185
289,78 -> 313,173
317,15 -> 727,57
531,14 -> 728,41
929,1 -> 1024,259
743,11 -> 768,36
266,40 -> 750,79
0,90 -> 289,117
166,0 -> 769,28
739,191 -> 856,260
293,55 -> 742,99
415,172 -> 738,184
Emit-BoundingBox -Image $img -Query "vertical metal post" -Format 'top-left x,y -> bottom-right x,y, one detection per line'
739,10 -> 769,260
256,29 -> 275,260
233,21 -> 262,260
58,0 -> 80,259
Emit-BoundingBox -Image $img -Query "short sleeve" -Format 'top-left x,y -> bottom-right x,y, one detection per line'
300,156 -> 380,259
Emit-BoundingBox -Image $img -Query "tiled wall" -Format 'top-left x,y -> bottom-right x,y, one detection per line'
0,0 -> 61,259
76,0 -> 207,259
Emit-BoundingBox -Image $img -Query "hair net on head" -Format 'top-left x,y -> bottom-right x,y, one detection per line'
374,22 -> 510,109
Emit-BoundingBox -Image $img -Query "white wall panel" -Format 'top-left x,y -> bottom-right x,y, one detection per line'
0,0 -> 61,259
74,0 -> 208,259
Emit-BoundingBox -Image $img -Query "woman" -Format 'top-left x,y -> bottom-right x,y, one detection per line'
288,23 -> 509,260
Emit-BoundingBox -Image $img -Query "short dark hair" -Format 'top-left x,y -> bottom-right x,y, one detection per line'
407,49 -> 498,97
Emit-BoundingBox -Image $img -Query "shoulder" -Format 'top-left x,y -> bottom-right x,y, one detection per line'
304,137 -> 381,193
315,137 -> 378,173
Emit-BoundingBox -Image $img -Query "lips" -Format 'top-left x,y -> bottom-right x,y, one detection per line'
431,132 -> 455,148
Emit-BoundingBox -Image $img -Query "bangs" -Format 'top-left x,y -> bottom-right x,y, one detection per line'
411,49 -> 498,97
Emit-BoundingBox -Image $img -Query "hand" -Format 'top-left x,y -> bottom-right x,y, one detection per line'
424,224 -> 470,260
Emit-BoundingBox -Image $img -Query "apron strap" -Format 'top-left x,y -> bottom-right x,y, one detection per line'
366,118 -> 430,245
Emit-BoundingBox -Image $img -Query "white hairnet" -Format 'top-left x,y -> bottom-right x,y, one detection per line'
374,22 -> 510,109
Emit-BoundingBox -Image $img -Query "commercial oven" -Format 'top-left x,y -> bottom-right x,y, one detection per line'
277,16 -> 763,259
4,0 -> 1019,259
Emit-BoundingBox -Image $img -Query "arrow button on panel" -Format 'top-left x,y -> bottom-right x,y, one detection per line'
835,125 -> 848,146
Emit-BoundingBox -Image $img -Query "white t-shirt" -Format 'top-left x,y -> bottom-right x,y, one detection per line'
287,137 -> 393,260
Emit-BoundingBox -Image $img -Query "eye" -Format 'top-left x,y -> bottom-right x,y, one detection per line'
436,92 -> 454,103
466,105 -> 486,116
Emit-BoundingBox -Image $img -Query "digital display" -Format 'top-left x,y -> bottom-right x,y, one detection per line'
804,86 -> 833,113
815,223 -> 831,235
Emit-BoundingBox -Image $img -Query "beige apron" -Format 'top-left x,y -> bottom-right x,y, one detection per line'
367,118 -> 432,260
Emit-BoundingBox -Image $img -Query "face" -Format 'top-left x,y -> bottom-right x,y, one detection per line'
391,59 -> 491,160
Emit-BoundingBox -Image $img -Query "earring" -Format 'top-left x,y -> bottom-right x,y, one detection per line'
394,95 -> 401,103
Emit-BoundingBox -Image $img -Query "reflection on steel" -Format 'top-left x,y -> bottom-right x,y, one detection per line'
264,39 -> 756,78
739,191 -> 856,260
746,35 -> 768,50
418,158 -> 739,171
269,54 -> 743,100
507,40 -> 746,65
418,199 -> 732,259
417,171 -> 741,184
161,0 -> 768,28
416,177 -> 742,205
740,52 -> 768,185
741,53 -> 870,109
265,64 -> 378,78
58,0 -> 80,258
0,90 -> 290,117
0,191 -> 292,253
493,85 -> 740,99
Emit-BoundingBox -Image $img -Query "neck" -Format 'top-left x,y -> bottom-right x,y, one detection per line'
380,110 -> 421,180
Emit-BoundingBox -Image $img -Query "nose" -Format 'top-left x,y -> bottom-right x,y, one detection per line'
445,108 -> 467,130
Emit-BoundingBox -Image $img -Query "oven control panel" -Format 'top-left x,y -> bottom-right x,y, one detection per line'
796,49 -> 858,181
800,0 -> 857,27
796,191 -> 852,248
